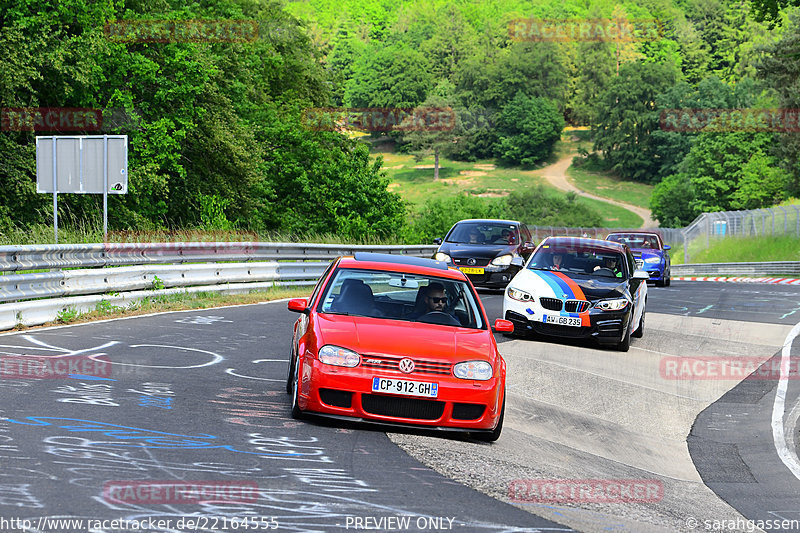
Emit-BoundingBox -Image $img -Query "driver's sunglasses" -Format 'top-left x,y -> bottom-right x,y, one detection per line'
428,297 -> 447,303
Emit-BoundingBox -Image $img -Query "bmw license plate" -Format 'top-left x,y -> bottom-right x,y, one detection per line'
372,377 -> 438,398
542,315 -> 581,327
459,267 -> 484,275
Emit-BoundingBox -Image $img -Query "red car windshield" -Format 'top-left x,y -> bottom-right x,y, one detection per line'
319,268 -> 485,328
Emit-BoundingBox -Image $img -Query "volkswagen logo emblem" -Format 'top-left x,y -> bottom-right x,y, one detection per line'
467,258 -> 476,266
398,358 -> 415,374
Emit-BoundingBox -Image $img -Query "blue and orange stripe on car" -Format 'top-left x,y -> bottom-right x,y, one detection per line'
533,271 -> 592,326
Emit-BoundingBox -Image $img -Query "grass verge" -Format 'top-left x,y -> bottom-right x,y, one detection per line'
566,166 -> 654,210
574,196 -> 644,229
12,286 -> 312,331
0,224 -> 409,246
677,235 -> 800,264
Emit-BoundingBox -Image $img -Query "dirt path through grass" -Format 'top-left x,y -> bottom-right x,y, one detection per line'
537,155 -> 656,228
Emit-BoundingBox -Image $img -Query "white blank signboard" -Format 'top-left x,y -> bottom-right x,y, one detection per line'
36,136 -> 128,194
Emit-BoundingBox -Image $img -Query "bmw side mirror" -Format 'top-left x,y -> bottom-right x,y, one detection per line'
663,244 -> 671,251
433,238 -> 443,245
632,270 -> 649,280
511,256 -> 524,267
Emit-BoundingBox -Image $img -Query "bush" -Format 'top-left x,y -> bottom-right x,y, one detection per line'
493,93 -> 564,166
504,186 -> 603,227
407,186 -> 604,243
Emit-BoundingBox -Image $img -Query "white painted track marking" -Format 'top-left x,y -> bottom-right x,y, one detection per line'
772,320 -> 800,480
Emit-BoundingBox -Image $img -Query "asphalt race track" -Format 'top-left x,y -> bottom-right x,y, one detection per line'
0,280 -> 797,533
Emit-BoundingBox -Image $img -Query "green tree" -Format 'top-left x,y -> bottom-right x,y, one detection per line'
732,152 -> 791,209
400,88 -> 459,181
757,12 -> 800,195
593,61 -> 678,182
650,173 -> 698,226
493,93 -> 564,166
345,43 -> 431,108
570,39 -> 616,125
419,5 -> 479,81
252,105 -> 407,239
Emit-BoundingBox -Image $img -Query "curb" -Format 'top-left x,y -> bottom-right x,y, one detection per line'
673,276 -> 800,285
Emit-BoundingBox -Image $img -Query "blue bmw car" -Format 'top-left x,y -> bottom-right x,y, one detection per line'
605,232 -> 671,287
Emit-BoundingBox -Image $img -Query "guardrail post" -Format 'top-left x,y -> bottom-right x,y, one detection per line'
780,205 -> 788,235
684,232 -> 689,264
796,205 -> 800,237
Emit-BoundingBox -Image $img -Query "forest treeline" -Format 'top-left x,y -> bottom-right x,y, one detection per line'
0,0 -> 798,242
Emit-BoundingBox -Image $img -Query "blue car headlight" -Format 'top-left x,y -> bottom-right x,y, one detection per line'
644,257 -> 661,264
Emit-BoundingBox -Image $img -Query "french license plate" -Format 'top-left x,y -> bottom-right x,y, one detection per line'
542,315 -> 581,327
371,377 -> 438,398
459,267 -> 484,275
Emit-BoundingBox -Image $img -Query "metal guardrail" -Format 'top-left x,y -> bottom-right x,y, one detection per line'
671,262 -> 800,277
0,242 -> 437,273
0,242 -> 438,331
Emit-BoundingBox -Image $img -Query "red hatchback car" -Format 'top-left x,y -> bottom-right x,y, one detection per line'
286,252 -> 511,441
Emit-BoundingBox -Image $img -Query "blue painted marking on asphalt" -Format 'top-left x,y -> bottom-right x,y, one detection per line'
68,374 -> 116,381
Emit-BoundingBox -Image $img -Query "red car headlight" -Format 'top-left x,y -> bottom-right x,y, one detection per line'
454,361 -> 493,381
318,345 -> 361,367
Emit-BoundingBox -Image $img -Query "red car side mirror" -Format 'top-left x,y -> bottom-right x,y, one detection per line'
493,319 -> 515,333
287,298 -> 309,313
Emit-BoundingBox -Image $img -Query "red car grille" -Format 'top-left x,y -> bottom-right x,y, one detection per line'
361,394 -> 445,420
360,355 -> 452,375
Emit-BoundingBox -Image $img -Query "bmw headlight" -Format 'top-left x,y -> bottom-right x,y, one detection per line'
318,345 -> 360,367
507,287 -> 533,302
454,361 -> 493,381
434,252 -> 452,263
491,254 -> 513,266
644,257 -> 661,264
594,298 -> 630,311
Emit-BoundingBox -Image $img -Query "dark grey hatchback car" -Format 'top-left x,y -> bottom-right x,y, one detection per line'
433,219 -> 535,288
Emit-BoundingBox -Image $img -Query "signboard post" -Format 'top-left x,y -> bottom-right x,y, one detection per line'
35,135 -> 128,243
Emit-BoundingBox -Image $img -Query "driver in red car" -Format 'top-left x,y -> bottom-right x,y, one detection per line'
424,282 -> 449,313
410,282 -> 458,322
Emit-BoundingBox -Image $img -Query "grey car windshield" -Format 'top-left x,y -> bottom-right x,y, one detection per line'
446,222 -> 518,245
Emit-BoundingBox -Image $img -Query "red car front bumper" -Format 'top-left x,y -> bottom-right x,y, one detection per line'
297,356 -> 504,431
